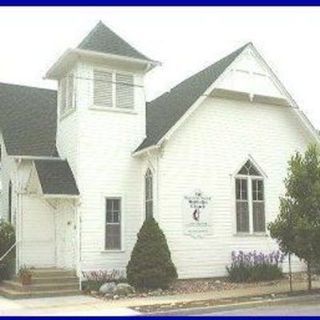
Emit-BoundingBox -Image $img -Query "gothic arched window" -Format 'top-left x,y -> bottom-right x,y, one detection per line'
145,169 -> 153,220
235,160 -> 265,233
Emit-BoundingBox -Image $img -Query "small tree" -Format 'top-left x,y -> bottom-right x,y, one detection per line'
0,219 -> 15,281
126,217 -> 177,290
269,144 -> 320,291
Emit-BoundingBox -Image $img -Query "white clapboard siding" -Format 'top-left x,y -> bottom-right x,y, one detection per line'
55,61 -> 146,273
156,97 -> 312,278
20,195 -> 56,267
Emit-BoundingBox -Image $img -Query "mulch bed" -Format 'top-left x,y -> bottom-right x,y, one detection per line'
88,272 -> 315,301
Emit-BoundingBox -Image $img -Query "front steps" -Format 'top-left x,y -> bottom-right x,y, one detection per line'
0,268 -> 80,299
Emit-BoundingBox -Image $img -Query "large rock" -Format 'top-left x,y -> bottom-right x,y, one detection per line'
99,282 -> 116,294
114,283 -> 135,296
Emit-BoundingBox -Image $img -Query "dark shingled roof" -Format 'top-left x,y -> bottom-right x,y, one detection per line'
0,82 -> 57,156
78,21 -> 153,62
34,159 -> 79,196
135,43 -> 250,152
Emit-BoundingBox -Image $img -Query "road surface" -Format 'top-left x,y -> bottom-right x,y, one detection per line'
155,295 -> 320,316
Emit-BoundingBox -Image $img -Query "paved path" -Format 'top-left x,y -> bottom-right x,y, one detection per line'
0,295 -> 139,316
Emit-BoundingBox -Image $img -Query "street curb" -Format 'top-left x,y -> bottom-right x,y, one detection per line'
144,292 -> 320,315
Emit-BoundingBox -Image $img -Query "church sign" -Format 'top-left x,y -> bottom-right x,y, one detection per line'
182,190 -> 212,238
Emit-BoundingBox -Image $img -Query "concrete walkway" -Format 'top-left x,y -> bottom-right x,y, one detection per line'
0,279 -> 319,315
0,295 -> 139,316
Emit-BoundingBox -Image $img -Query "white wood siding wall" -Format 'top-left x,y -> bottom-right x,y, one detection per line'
56,65 -> 79,179
0,133 -> 17,224
157,97 -> 313,279
19,194 -> 56,267
58,61 -> 147,273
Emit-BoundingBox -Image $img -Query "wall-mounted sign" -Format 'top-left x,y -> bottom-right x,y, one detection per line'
182,189 -> 212,238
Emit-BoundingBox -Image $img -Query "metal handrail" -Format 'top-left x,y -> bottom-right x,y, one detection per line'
0,242 -> 16,262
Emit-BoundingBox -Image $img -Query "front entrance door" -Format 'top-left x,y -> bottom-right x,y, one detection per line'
55,204 -> 77,270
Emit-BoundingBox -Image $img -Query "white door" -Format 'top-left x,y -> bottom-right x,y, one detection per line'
55,205 -> 77,270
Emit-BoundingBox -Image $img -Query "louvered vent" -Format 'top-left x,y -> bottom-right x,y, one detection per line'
116,73 -> 134,109
93,70 -> 113,107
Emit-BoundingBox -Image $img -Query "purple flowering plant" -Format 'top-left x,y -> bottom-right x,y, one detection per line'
227,250 -> 285,283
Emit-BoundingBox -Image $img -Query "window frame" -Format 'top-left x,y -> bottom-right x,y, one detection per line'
104,196 -> 124,252
60,73 -> 76,118
145,168 -> 153,220
234,161 -> 266,235
92,68 -> 135,111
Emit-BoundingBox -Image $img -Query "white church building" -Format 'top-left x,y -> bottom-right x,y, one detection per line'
0,21 -> 319,292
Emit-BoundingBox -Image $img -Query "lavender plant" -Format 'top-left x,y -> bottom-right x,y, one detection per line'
226,250 -> 284,283
82,269 -> 126,291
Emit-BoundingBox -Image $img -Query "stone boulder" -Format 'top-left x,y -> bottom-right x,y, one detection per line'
114,283 -> 135,296
99,282 -> 116,294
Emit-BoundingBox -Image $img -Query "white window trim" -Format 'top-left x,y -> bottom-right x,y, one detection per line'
102,195 -> 125,253
233,172 -> 267,236
92,67 -> 135,112
144,168 -> 154,220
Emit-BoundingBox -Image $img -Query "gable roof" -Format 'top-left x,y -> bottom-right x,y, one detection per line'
78,21 -> 153,62
34,159 -> 79,196
135,43 -> 250,153
0,83 -> 57,157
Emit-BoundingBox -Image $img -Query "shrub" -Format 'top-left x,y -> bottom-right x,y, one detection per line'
0,219 -> 15,281
81,269 -> 126,291
226,250 -> 284,283
126,218 -> 177,290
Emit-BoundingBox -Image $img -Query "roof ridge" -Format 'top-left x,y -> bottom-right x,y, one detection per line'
0,81 -> 56,93
136,43 -> 251,153
77,20 -> 104,48
147,43 -> 250,107
77,21 -> 152,61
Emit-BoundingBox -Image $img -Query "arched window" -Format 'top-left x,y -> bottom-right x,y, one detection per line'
145,169 -> 153,220
235,160 -> 265,233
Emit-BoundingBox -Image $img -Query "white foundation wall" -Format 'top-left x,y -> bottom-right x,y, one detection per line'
69,61 -> 146,272
157,97 -> 313,279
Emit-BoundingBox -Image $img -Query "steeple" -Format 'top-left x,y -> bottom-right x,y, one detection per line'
78,21 -> 153,62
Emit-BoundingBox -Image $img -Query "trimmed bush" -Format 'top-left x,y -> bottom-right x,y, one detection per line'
0,219 -> 15,281
126,218 -> 177,290
226,250 -> 284,283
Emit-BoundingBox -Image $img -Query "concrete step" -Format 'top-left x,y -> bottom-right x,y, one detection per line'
27,276 -> 79,285
29,268 -> 76,278
0,286 -> 80,299
0,268 -> 80,299
2,280 -> 79,292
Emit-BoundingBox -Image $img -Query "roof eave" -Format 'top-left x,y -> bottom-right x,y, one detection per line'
132,144 -> 160,157
45,48 -> 160,80
43,194 -> 80,199
12,155 -> 63,161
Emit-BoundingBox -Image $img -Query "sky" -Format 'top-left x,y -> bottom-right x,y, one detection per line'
0,7 -> 319,128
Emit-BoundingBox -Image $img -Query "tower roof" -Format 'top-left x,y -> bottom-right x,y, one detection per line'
78,21 -> 153,62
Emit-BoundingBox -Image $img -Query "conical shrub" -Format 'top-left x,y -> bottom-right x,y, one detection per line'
126,218 -> 177,289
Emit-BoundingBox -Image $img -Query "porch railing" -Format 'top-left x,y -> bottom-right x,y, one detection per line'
0,242 -> 17,262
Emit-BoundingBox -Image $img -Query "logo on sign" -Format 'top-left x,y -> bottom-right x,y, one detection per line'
183,190 -> 212,238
